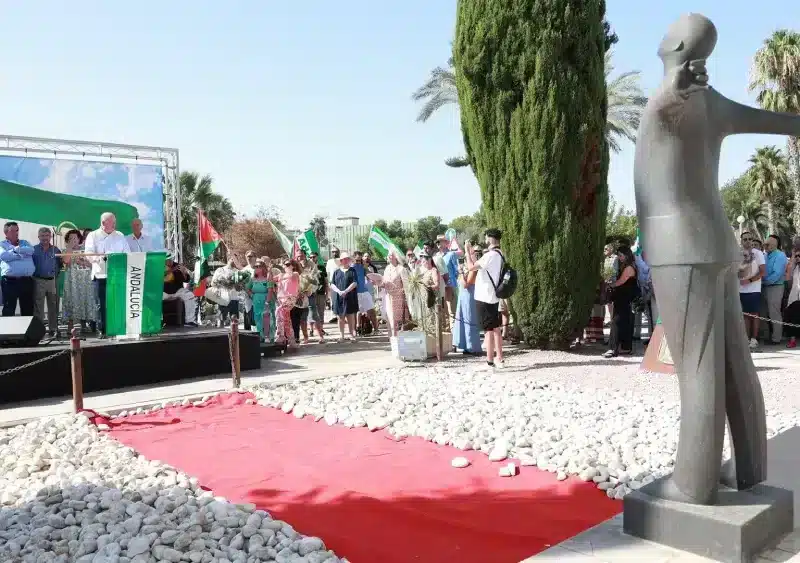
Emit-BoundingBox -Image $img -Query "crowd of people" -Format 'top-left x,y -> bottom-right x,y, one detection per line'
203,228 -> 510,369
738,231 -> 800,349
590,229 -> 800,360
5,212 -> 800,364
0,213 -> 194,339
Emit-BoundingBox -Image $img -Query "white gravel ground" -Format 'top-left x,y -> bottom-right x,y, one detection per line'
250,345 -> 800,500
2,344 -> 797,562
0,414 -> 342,563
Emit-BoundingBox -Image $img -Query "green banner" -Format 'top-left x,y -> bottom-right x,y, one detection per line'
0,179 -> 139,233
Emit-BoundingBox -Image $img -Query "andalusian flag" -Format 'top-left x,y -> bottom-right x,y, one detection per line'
296,229 -> 320,257
632,228 -> 642,256
269,220 -> 294,256
105,252 -> 167,337
368,226 -> 401,259
413,240 -> 424,258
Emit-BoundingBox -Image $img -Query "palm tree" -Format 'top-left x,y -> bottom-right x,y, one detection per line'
308,214 -> 328,246
413,52 -> 646,165
411,57 -> 469,168
605,50 -> 648,153
748,146 -> 791,235
180,171 -> 235,265
749,30 -> 800,231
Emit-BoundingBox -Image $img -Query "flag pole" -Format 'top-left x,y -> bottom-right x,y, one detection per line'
196,207 -> 203,325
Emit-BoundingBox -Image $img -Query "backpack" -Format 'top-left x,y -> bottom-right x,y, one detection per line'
487,249 -> 518,299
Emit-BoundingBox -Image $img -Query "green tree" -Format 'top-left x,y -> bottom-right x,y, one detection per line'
449,210 -> 487,243
749,30 -> 800,231
411,57 -> 470,168
748,146 -> 791,235
180,171 -> 235,266
605,50 -> 647,153
413,216 -> 448,245
721,173 -> 767,240
309,214 -> 328,246
606,196 -> 638,241
454,0 -> 608,348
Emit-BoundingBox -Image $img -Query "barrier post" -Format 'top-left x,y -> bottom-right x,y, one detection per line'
435,300 -> 443,361
230,317 -> 241,387
70,328 -> 84,412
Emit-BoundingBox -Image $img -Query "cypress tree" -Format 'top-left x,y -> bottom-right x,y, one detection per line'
454,0 -> 609,348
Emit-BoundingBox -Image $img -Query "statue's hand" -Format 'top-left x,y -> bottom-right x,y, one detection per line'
673,60 -> 709,99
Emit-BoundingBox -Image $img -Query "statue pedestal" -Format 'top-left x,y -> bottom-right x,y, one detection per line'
623,477 -> 793,562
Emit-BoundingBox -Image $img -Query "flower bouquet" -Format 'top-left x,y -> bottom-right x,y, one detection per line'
298,270 -> 319,297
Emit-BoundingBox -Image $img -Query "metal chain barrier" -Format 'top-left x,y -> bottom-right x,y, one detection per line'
0,349 -> 70,378
743,312 -> 800,329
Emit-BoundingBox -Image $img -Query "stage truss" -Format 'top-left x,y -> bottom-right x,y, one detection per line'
0,134 -> 182,262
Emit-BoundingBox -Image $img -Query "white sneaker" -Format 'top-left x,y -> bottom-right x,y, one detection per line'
749,338 -> 758,350
495,360 -> 506,370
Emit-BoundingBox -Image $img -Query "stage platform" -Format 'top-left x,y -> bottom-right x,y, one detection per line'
0,327 -> 262,405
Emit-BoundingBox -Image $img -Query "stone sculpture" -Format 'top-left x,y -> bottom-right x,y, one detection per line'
634,13 -> 800,505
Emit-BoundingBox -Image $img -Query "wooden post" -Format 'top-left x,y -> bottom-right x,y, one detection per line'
230,317 -> 241,387
435,300 -> 443,361
70,328 -> 84,413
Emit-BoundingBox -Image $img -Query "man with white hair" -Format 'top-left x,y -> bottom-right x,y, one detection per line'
83,212 -> 130,336
126,218 -> 160,252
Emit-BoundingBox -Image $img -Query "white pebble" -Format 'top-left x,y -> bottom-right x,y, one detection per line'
451,457 -> 470,468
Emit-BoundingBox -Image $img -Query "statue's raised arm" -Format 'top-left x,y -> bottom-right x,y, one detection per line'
715,90 -> 800,137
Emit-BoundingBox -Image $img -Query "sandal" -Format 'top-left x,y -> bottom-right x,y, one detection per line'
602,350 -> 617,358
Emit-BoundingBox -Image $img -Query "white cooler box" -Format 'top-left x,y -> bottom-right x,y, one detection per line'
394,331 -> 427,361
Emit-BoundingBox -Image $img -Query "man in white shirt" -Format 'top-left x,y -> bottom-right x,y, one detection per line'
126,218 -> 160,252
739,231 -> 766,349
84,212 -> 131,336
466,228 -> 505,369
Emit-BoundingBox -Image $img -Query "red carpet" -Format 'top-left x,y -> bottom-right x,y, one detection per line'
98,393 -> 620,563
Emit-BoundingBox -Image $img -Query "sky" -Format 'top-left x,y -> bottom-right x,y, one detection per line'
0,0 -> 798,231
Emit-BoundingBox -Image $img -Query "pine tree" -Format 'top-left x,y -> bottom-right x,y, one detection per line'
454,0 -> 609,348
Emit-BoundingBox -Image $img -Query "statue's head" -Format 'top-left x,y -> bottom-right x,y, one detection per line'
657,13 -> 717,66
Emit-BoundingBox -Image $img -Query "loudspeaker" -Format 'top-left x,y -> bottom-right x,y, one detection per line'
0,316 -> 46,347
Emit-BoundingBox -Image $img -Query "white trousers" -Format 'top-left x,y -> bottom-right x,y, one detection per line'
163,288 -> 197,323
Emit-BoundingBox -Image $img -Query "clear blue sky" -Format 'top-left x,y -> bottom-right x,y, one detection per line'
0,1 -> 797,229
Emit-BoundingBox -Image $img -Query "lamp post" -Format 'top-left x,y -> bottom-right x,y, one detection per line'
737,215 -> 745,238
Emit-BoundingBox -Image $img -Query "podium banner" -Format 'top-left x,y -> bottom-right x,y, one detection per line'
106,251 -> 167,337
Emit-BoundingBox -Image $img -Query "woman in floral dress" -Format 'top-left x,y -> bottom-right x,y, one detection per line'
62,229 -> 97,333
376,250 -> 408,337
418,253 -> 441,334
275,259 -> 300,349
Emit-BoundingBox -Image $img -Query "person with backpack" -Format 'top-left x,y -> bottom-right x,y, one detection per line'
603,245 -> 639,358
465,228 -> 517,369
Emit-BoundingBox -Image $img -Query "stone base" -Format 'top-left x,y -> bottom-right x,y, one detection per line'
623,478 -> 793,562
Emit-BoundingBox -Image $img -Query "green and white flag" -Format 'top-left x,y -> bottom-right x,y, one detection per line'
269,220 -> 294,256
105,252 -> 167,337
413,240 -> 424,258
368,226 -> 401,259
296,229 -> 320,257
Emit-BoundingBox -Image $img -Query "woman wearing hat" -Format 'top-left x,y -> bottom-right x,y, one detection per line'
331,253 -> 358,341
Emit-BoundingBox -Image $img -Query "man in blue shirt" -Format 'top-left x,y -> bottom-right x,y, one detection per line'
762,234 -> 789,344
32,227 -> 62,336
0,221 -> 36,317
436,235 -> 460,331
